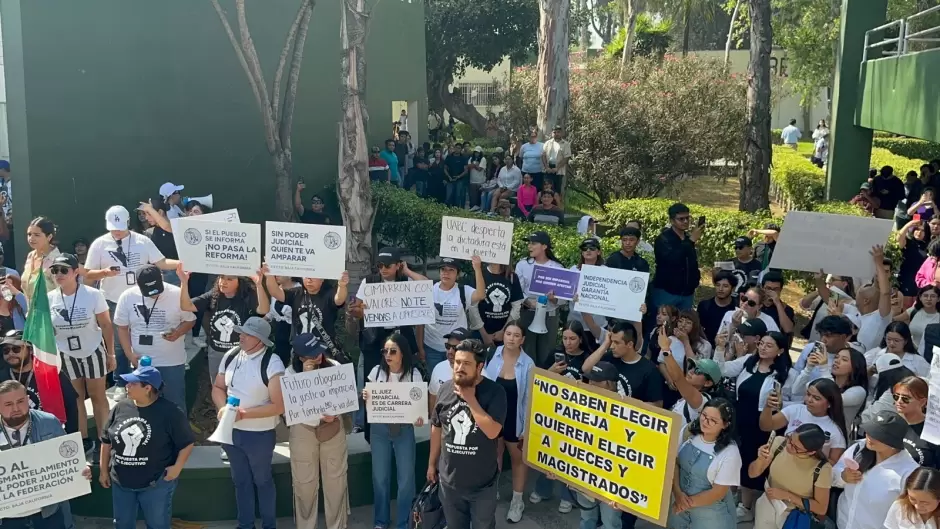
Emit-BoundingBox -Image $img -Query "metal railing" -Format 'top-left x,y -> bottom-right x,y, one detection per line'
863,4 -> 940,62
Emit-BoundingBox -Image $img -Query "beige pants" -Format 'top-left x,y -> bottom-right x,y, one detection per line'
289,424 -> 350,529
753,492 -> 789,529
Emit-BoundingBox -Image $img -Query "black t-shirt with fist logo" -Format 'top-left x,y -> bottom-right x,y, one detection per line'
471,269 -> 524,335
192,291 -> 259,353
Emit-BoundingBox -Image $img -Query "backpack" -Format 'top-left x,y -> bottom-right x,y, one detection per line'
223,347 -> 276,386
457,283 -> 484,331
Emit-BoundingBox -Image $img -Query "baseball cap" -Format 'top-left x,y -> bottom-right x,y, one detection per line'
583,362 -> 619,383
52,253 -> 80,270
440,257 -> 460,270
0,161 -> 10,171
734,236 -> 753,249
690,358 -> 722,383
1,329 -> 24,346
234,317 -> 274,347
739,318 -> 768,337
159,182 -> 185,198
875,352 -> 903,374
473,146 -> 483,153
842,304 -> 862,330
527,231 -> 552,246
860,182 -> 872,190
579,237 -> 600,251
136,265 -> 164,297
860,410 -> 908,450
120,365 -> 163,389
105,205 -> 130,231
444,328 -> 470,340
291,333 -> 327,358
377,248 -> 402,265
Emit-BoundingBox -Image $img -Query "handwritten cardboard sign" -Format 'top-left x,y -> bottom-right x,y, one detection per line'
439,216 -> 514,265
280,363 -> 359,427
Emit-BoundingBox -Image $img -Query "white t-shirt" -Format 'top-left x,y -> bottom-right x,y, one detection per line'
429,360 -> 453,396
423,283 -> 475,350
679,435 -> 742,486
222,347 -> 286,432
468,157 -> 487,184
907,308 -> 940,348
884,500 -> 938,529
113,284 -> 196,367
781,403 -> 847,455
86,232 -> 165,302
49,285 -> 109,358
672,395 -> 705,432
857,310 -> 891,352
167,204 -> 184,219
368,366 -> 424,383
716,310 -> 780,336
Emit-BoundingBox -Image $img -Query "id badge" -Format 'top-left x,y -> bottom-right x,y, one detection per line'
139,335 -> 154,346
67,336 -> 82,351
125,271 -> 136,286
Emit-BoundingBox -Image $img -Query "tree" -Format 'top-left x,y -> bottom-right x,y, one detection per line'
537,0 -> 571,137
650,0 -> 721,55
210,0 -> 315,221
425,0 -> 538,137
339,0 -> 375,289
724,0 -> 741,67
741,0 -> 772,212
619,0 -> 639,77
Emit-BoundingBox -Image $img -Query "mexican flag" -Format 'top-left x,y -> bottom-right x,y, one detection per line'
22,269 -> 66,423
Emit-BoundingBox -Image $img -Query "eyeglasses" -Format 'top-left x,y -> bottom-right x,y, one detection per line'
50,266 -> 71,275
381,348 -> 400,356
311,199 -> 323,205
785,434 -> 811,454
700,414 -> 720,427
893,393 -> 913,404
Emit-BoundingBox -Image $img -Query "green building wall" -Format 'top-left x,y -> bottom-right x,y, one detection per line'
858,49 -> 940,144
0,0 -> 427,250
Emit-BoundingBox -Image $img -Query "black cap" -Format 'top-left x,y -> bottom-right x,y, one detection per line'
861,410 -> 909,450
376,247 -> 402,266
583,361 -> 619,383
444,327 -> 470,340
440,257 -> 460,270
52,253 -> 80,270
739,318 -> 768,337
136,264 -> 164,297
579,238 -> 600,251
619,226 -> 641,238
734,236 -> 753,249
527,231 -> 551,246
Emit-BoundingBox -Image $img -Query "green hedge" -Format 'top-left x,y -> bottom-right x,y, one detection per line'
870,147 -> 927,173
873,137 -> 940,162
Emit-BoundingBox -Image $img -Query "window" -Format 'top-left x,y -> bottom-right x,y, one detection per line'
457,83 -> 498,106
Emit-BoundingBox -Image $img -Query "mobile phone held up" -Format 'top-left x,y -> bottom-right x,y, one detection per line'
698,215 -> 706,227
554,352 -> 567,365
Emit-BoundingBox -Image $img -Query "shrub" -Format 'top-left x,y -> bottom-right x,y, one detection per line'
872,137 -> 940,162
869,147 -> 927,174
770,147 -> 826,211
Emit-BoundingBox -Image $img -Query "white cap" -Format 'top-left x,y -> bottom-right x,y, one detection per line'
841,303 -> 862,330
875,352 -> 903,374
105,205 -> 130,231
159,182 -> 184,198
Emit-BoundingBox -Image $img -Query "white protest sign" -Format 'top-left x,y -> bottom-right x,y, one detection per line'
365,382 -> 429,424
768,212 -> 894,279
169,208 -> 240,235
0,432 -> 91,518
356,280 -> 435,328
280,363 -> 359,427
265,221 -> 346,279
574,265 -> 649,322
174,218 -> 261,276
439,216 -> 514,265
922,348 -> 940,445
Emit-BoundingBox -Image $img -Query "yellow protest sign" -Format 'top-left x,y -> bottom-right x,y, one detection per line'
523,369 -> 680,526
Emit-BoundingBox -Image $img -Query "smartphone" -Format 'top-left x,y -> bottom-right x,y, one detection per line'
772,379 -> 782,397
109,266 -> 121,272
698,215 -> 706,227
298,177 -> 305,184
812,341 -> 823,355
554,352 -> 567,365
767,430 -> 777,446
914,213 -> 922,222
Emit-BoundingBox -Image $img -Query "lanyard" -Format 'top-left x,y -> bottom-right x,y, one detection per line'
59,287 -> 80,325
140,295 -> 160,327
0,419 -> 31,450
11,369 -> 33,389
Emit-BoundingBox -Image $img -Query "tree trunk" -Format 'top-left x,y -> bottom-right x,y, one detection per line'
537,0 -> 571,138
427,70 -> 489,138
579,0 -> 591,50
681,2 -> 692,56
724,0 -> 741,68
741,0 -> 772,212
619,0 -> 638,79
272,153 -> 294,221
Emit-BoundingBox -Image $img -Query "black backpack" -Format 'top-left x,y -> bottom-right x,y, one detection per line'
410,481 -> 446,529
223,347 -> 276,386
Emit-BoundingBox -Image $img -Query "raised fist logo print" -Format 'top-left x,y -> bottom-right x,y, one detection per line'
488,289 -> 508,313
120,424 -> 145,457
214,315 -> 236,342
450,409 -> 473,445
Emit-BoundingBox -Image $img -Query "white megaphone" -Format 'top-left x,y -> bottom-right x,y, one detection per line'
184,194 -> 214,209
528,295 -> 549,334
208,395 -> 240,445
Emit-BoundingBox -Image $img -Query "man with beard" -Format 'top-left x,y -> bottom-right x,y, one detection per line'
0,330 -> 79,435
0,380 -> 93,529
428,339 -> 507,529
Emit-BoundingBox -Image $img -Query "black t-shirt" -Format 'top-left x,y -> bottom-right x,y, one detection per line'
102,398 -> 195,489
697,297 -> 736,346
444,154 -> 468,181
602,353 -> 664,403
471,269 -> 524,334
192,291 -> 259,353
605,251 -> 651,272
150,227 -> 178,260
300,210 -> 332,225
761,303 -> 795,332
431,378 -> 507,491
733,258 -> 762,286
412,155 -> 430,182
559,351 -> 588,380
283,285 -> 342,353
899,239 -> 929,288
872,175 -> 906,210
906,422 -> 940,468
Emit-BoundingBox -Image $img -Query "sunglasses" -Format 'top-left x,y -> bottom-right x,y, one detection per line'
893,393 -> 913,404
740,297 -> 758,307
445,344 -> 457,351
381,348 -> 400,356
378,263 -> 397,269
1,346 -> 22,355
50,266 -> 72,275
580,245 -> 600,252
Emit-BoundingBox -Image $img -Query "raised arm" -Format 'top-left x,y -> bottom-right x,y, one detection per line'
177,265 -> 197,312
873,245 -> 892,317
470,256 -> 485,303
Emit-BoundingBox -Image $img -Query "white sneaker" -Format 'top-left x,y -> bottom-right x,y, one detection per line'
193,337 -> 207,349
112,387 -> 127,401
220,447 -> 229,462
469,206 -> 481,212
558,500 -> 573,514
528,492 -> 544,504
736,503 -> 754,522
507,498 -> 525,523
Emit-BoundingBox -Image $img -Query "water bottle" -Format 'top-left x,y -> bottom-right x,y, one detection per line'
139,356 -> 152,367
1,285 -> 12,302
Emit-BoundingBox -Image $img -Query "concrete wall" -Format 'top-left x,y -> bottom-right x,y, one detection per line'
0,0 -> 426,250
858,49 -> 940,143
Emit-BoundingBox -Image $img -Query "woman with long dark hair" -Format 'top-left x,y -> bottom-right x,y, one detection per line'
891,376 -> 940,467
898,219 -> 931,306
834,410 -> 919,529
886,466 -> 940,529
568,238 -> 608,339
676,310 -> 713,360
21,216 -> 61,299
362,334 -> 424,529
266,269 -> 350,360
514,231 -> 564,368
864,353 -> 917,421
548,320 -> 597,381
794,346 -> 869,434
138,198 -> 180,286
667,398 -> 740,529
761,377 -> 848,463
0,274 -> 26,334
870,321 -> 930,379
896,285 -> 940,347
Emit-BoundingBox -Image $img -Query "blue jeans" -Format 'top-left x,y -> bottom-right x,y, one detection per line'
111,477 -> 178,529
578,492 -> 622,529
481,189 -> 496,210
3,507 -> 65,529
224,429 -> 277,529
425,347 -> 446,374
535,474 -> 576,503
650,288 -> 694,313
108,301 -> 129,388
156,365 -> 186,413
371,424 -> 416,529
446,180 -> 467,208
414,181 -> 427,197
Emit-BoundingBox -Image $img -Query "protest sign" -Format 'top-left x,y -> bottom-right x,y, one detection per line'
280,363 -> 359,427
365,382 -> 429,424
529,265 -> 580,300
439,216 -> 514,265
265,221 -> 346,279
174,218 -> 261,276
169,208 -> 239,233
574,265 -> 649,322
768,212 -> 894,278
523,370 -> 679,525
0,432 -> 91,518
356,280 -> 435,328
922,348 -> 940,445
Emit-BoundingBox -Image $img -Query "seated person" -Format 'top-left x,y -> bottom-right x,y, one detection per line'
526,190 -> 566,225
